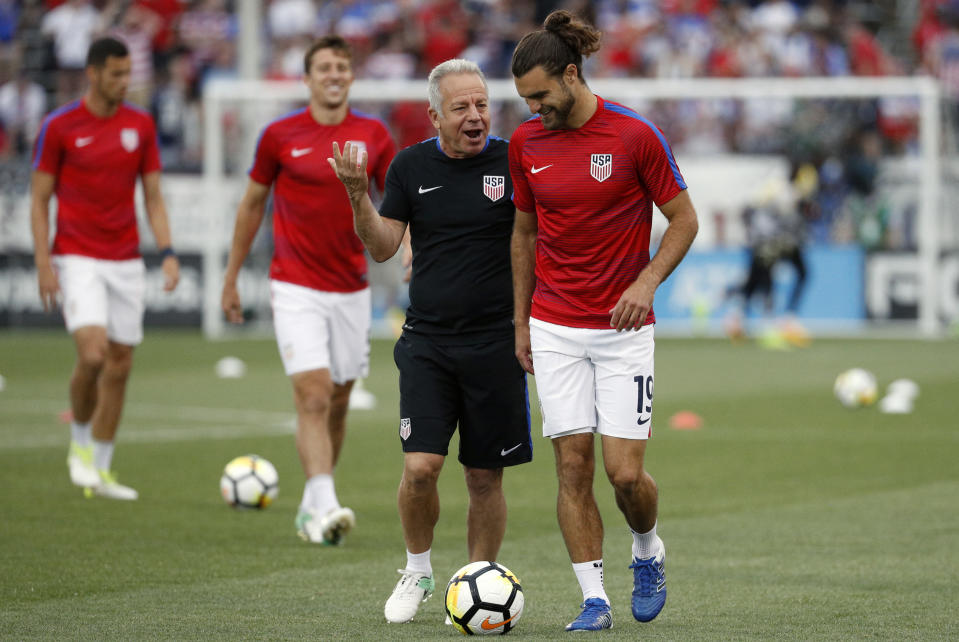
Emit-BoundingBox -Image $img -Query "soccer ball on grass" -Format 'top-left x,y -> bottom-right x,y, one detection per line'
219,454 -> 279,508
445,561 -> 524,635
833,368 -> 878,408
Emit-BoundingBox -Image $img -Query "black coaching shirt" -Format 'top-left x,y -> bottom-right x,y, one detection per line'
380,136 -> 514,342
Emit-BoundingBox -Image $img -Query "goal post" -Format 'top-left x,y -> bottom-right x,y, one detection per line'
200,76 -> 945,339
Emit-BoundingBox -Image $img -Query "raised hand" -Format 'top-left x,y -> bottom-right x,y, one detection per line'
328,141 -> 369,204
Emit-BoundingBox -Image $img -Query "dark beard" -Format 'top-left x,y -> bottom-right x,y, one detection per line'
541,85 -> 576,130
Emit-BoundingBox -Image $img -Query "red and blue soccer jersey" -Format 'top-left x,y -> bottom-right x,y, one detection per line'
509,95 -> 687,329
32,100 -> 162,260
249,108 -> 396,293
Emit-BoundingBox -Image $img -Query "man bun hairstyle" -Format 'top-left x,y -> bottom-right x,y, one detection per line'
86,37 -> 129,68
511,9 -> 601,79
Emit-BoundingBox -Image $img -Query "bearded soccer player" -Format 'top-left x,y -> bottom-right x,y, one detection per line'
31,37 -> 180,501
221,36 -> 396,545
509,10 -> 699,632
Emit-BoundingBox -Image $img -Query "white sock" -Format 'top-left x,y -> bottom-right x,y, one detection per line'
70,421 -> 91,448
572,560 -> 609,603
406,549 -> 432,575
631,523 -> 662,560
92,439 -> 114,472
301,474 -> 339,514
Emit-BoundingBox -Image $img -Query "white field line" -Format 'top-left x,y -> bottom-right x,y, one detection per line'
0,399 -> 295,450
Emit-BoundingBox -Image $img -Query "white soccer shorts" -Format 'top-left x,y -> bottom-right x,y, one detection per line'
52,254 -> 145,345
270,279 -> 371,381
529,317 -> 655,440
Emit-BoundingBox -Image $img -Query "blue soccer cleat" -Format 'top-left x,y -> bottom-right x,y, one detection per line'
565,597 -> 613,631
630,547 -> 666,622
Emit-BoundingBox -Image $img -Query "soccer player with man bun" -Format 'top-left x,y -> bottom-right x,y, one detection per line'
509,9 -> 699,631
31,36 -> 180,501
221,35 -> 396,546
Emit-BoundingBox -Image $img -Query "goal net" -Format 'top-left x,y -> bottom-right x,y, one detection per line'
195,76 -> 951,340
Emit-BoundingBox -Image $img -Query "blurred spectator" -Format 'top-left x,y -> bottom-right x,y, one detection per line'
108,2 -> 161,107
920,3 -> 959,101
135,0 -> 184,66
416,0 -> 470,70
152,46 -> 201,171
268,0 -> 316,41
840,128 -> 889,248
0,0 -> 18,75
177,0 -> 236,85
41,0 -> 104,104
0,67 -> 47,158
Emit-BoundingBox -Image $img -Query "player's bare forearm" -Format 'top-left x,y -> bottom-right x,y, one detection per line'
609,191 -> 698,330
30,171 -> 59,311
142,172 -> 180,291
643,190 -> 698,288
510,209 -> 537,324
142,172 -> 174,248
511,209 -> 537,373
223,181 -> 269,284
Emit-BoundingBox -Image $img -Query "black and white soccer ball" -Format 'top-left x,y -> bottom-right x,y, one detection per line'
445,561 -> 524,635
219,454 -> 279,509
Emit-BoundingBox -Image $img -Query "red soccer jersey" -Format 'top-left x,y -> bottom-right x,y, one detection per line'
32,100 -> 162,260
509,96 -> 687,329
249,108 -> 396,292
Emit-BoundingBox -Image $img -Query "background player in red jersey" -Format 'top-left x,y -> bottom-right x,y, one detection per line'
30,37 -> 181,501
221,36 -> 396,545
509,10 -> 699,632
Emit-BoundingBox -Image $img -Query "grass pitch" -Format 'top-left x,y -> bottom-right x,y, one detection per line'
1,331 -> 957,640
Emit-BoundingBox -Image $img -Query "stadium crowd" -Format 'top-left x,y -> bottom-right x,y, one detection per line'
1,0 -> 956,250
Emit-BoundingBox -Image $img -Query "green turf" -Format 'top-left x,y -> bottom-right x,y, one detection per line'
1,331 -> 957,640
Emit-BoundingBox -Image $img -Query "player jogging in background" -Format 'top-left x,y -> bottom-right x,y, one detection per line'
329,58 -> 532,625
221,35 -> 396,545
509,10 -> 699,631
30,36 -> 181,501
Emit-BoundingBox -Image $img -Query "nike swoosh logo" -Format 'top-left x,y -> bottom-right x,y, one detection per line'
637,416 -> 650,425
500,443 -> 523,456
418,185 -> 443,194
76,137 -> 94,147
530,164 -> 552,174
481,613 -> 519,630
291,147 -> 313,158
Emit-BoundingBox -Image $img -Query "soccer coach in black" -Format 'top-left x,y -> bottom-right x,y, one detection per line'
329,58 -> 532,624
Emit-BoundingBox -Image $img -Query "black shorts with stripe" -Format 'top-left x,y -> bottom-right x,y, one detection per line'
393,331 -> 533,469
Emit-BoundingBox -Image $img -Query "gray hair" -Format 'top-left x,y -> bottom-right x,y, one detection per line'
427,59 -> 489,116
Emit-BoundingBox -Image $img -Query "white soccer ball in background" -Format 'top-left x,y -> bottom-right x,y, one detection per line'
219,454 -> 279,509
833,368 -> 879,408
445,561 -> 524,635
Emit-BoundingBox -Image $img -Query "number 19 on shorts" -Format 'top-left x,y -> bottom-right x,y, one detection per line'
634,375 -> 653,426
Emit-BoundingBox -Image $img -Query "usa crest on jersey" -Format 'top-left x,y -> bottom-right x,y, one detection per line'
590,153 -> 612,182
345,140 -> 367,157
483,175 -> 504,201
121,128 -> 139,152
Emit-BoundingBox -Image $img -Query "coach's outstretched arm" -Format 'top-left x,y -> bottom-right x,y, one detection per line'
329,141 -> 407,262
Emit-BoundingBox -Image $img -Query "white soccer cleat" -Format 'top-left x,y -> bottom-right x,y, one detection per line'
384,569 -> 434,623
91,470 -> 139,501
67,442 -> 100,488
296,506 -> 356,545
